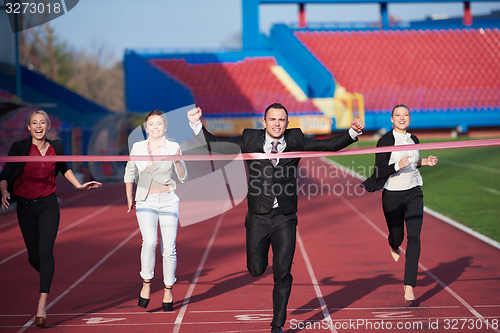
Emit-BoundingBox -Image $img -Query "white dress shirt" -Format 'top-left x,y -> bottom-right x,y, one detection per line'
124,137 -> 187,201
384,131 -> 423,191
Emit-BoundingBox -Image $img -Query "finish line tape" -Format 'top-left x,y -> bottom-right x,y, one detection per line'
1,139 -> 499,163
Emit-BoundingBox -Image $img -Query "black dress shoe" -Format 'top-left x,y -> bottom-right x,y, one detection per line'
271,326 -> 283,333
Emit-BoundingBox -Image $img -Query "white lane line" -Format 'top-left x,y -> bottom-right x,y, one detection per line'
0,197 -> 123,266
438,159 -> 500,174
322,157 -> 500,251
57,196 -> 124,234
4,312 -> 172,317
190,309 -> 273,313
0,218 -> 17,229
423,206 -> 500,251
475,305 -> 500,308
330,305 -> 460,311
188,305 -> 459,313
481,187 -> 500,195
17,228 -> 140,333
57,188 -> 97,205
7,322 -> 270,329
336,193 -> 500,333
172,204 -> 230,333
296,229 -> 337,333
5,317 -> 500,330
0,249 -> 27,266
2,304 -> 465,320
0,190 -> 95,229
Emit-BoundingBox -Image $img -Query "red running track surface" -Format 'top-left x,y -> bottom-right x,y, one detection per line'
0,158 -> 499,333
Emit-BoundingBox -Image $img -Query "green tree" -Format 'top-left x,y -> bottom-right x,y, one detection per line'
20,23 -> 124,112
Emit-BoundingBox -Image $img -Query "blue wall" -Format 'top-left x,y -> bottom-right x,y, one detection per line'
124,51 -> 194,113
270,24 -> 335,98
138,50 -> 276,64
15,67 -> 110,128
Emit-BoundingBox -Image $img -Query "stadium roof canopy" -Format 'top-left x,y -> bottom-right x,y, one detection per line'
243,0 -> 499,48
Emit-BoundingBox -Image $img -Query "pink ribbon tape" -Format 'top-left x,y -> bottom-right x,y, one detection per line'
1,139 -> 499,163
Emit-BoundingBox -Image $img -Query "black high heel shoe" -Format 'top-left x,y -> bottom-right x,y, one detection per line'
138,280 -> 151,308
162,286 -> 173,312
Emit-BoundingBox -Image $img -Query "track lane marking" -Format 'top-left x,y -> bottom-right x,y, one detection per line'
322,157 -> 500,250
0,196 -> 123,266
296,229 -> 337,333
0,218 -> 18,229
0,303 -> 467,318
423,206 -> 500,250
336,190 -> 500,333
172,203 -> 230,333
17,227 -> 140,332
6,316 -> 500,329
438,159 -> 500,174
0,189 -> 96,229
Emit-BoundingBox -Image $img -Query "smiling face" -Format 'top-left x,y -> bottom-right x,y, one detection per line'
262,107 -> 288,140
28,112 -> 50,141
145,115 -> 167,139
391,106 -> 411,133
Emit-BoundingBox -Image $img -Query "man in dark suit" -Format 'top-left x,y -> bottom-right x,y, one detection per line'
187,103 -> 364,333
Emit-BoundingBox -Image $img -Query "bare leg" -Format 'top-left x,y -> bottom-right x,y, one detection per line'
404,285 -> 415,301
140,279 -> 151,299
36,293 -> 48,318
163,285 -> 173,303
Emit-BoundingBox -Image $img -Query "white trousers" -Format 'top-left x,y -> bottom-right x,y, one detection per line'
135,192 -> 179,286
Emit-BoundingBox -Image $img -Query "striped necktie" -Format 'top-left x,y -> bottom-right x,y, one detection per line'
270,141 -> 279,167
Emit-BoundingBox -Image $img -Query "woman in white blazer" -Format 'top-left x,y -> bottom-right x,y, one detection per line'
124,110 -> 187,311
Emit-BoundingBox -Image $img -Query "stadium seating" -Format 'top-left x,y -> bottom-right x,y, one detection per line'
150,57 -> 319,116
296,28 -> 500,111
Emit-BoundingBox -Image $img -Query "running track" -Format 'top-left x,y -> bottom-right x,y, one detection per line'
1,157 -> 499,332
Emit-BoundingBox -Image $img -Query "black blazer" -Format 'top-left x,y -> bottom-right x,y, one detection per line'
0,138 -> 70,201
197,126 -> 357,215
361,130 -> 419,192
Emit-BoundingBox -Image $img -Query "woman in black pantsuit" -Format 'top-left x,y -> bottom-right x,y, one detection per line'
362,104 -> 438,302
0,110 -> 101,327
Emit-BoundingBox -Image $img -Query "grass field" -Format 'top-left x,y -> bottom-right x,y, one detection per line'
328,138 -> 500,242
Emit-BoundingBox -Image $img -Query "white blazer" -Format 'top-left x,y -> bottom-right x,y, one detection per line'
124,138 -> 187,201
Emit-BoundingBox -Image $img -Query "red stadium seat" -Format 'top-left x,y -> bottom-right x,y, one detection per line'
150,57 -> 319,115
296,28 -> 500,111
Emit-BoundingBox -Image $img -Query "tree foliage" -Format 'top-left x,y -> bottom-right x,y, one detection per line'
20,23 -> 124,112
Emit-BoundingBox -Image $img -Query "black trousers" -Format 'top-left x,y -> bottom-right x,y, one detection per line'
16,192 -> 60,294
245,208 -> 298,327
382,186 -> 423,287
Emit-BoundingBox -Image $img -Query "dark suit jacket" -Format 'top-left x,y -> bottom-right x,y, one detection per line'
360,130 -> 420,192
197,126 -> 357,215
0,138 -> 70,201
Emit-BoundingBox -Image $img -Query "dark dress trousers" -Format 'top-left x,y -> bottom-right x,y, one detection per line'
196,126 -> 357,327
0,138 -> 70,293
360,130 -> 423,287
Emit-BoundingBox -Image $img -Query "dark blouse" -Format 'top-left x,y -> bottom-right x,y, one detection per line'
0,138 -> 70,202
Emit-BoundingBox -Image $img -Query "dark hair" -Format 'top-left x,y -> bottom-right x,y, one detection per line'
264,103 -> 288,120
145,109 -> 165,122
391,104 -> 410,116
